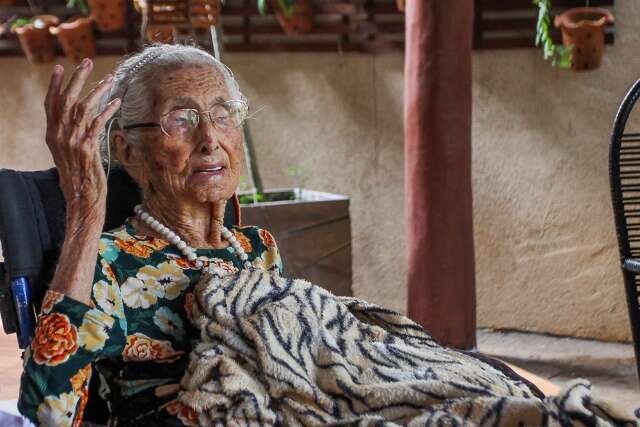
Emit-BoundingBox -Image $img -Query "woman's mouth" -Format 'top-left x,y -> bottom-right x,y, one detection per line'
192,164 -> 226,179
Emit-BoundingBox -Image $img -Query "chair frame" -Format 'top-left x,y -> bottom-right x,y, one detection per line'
609,78 -> 640,381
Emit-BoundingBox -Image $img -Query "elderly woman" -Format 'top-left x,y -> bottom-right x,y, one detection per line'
18,44 -> 280,426
17,44 -> 636,427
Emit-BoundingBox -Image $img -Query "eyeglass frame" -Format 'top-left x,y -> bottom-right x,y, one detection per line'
121,99 -> 249,137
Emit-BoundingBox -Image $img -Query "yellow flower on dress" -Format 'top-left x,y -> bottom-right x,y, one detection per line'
78,308 -> 115,352
36,391 -> 79,427
253,247 -> 281,272
137,261 -> 190,300
93,277 -> 125,323
232,229 -> 253,253
122,333 -> 184,363
40,291 -> 64,315
121,276 -> 164,309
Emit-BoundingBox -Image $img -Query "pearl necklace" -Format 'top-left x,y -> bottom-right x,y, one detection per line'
133,204 -> 252,270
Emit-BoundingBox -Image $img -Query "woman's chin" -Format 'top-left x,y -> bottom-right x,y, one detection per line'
187,182 -> 236,204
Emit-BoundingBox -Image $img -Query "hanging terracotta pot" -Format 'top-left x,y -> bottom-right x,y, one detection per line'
554,7 -> 614,71
50,17 -> 96,63
146,0 -> 189,25
396,0 -> 404,12
189,0 -> 221,28
145,24 -> 174,43
267,0 -> 313,34
88,0 -> 127,32
11,15 -> 59,64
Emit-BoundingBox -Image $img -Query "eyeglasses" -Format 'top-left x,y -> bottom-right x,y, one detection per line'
122,99 -> 248,137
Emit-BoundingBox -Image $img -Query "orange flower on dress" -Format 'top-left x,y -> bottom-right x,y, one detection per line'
70,363 -> 92,426
165,400 -> 199,426
115,238 -> 153,258
259,229 -> 277,248
122,333 -> 184,363
31,313 -> 78,366
232,230 -> 253,253
140,237 -> 170,251
40,291 -> 64,315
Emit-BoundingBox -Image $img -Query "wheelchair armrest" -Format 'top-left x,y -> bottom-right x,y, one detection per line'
0,262 -> 17,335
622,258 -> 640,273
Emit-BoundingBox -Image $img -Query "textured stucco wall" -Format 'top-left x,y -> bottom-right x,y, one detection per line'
473,2 -> 639,342
0,0 -> 638,341
0,53 -> 408,315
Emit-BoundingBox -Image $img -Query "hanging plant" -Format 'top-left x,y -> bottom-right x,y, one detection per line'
257,0 -> 313,34
533,0 -> 572,68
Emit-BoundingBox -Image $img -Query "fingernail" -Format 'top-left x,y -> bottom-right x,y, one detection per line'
110,98 -> 121,106
82,58 -> 91,68
54,64 -> 63,74
105,74 -> 113,82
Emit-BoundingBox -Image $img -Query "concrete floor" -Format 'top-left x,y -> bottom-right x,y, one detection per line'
478,328 -> 640,416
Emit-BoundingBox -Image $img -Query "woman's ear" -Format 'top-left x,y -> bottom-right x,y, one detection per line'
111,131 -> 144,184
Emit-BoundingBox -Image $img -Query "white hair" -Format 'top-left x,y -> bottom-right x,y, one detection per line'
98,43 -> 246,168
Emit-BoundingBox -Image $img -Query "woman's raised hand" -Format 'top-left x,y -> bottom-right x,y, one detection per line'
45,58 -> 121,224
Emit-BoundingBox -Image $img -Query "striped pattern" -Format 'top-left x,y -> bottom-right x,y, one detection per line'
179,266 -> 638,426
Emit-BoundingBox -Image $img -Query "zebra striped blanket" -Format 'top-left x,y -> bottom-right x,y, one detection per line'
179,265 -> 638,426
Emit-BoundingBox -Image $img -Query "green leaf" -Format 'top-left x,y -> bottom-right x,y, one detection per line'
11,17 -> 32,30
257,0 -> 267,15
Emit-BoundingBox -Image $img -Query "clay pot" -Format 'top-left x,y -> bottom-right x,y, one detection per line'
267,0 -> 313,34
554,7 -> 614,71
50,17 -> 96,63
88,0 -> 127,32
11,15 -> 59,64
396,0 -> 405,12
189,0 -> 221,28
145,24 -> 174,43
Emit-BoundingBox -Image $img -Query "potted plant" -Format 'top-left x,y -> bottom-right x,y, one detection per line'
258,0 -> 313,34
11,15 -> 59,64
534,0 -> 614,71
237,162 -> 352,297
554,7 -> 614,71
87,0 -> 127,32
49,0 -> 96,62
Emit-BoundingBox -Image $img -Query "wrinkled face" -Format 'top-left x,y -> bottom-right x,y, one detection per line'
133,64 -> 245,204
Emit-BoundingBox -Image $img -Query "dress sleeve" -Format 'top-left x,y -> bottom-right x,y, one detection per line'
18,236 -> 128,427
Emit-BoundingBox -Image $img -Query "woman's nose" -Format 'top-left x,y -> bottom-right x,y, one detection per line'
197,136 -> 220,154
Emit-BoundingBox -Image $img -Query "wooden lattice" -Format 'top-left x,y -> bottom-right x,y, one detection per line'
0,0 -> 617,56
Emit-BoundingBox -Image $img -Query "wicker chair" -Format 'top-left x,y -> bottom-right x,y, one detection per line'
609,78 -> 640,381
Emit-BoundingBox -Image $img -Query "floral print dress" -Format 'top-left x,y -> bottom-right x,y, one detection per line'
18,219 -> 282,427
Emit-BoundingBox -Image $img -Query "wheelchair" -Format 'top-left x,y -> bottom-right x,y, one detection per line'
0,167 -> 240,349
